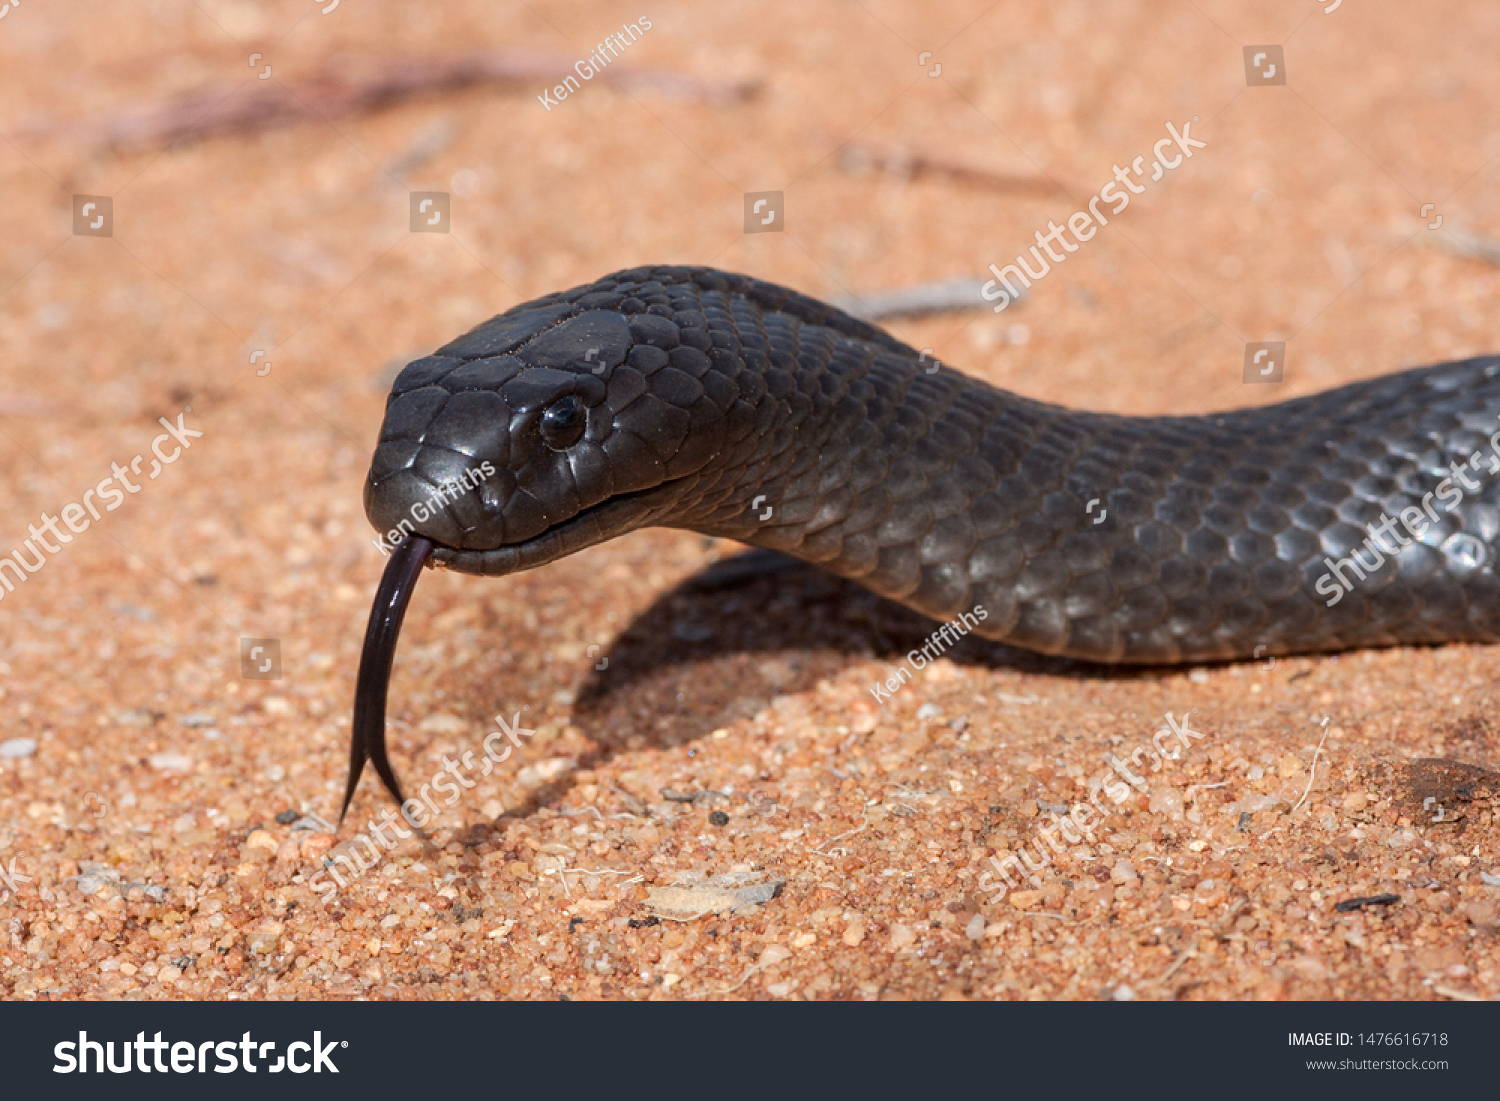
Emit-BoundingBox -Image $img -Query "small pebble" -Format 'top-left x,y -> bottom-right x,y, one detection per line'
275,809 -> 299,825
708,810 -> 729,826
0,738 -> 36,758
1147,787 -> 1184,816
1386,827 -> 1421,850
915,703 -> 942,721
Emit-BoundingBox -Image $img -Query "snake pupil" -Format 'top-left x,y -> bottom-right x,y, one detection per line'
540,395 -> 587,450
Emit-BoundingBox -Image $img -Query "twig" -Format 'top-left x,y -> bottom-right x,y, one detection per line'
382,115 -> 460,183
543,862 -> 637,899
1426,225 -> 1500,268
1186,782 -> 1229,812
808,811 -> 871,858
885,784 -> 940,798
11,52 -> 760,150
660,787 -> 730,805
545,858 -> 571,899
832,278 -> 997,321
1154,947 -> 1198,986
1290,717 -> 1331,816
840,143 -> 1066,196
1186,782 -> 1229,800
687,960 -> 765,998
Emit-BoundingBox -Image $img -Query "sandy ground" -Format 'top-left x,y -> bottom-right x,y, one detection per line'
1,0 -> 1499,1001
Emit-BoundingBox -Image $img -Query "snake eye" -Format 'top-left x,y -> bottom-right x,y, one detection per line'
539,395 -> 587,450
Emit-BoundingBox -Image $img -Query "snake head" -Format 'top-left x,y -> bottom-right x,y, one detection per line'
348,266 -> 905,820
365,279 -> 738,576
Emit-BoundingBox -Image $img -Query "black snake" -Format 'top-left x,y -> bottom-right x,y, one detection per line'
341,265 -> 1500,817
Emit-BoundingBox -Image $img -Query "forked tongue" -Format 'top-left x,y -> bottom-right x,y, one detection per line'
341,534 -> 434,825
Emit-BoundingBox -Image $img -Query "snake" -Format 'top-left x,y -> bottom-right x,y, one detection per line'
340,264 -> 1500,819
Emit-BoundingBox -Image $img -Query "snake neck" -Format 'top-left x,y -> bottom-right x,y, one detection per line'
659,314 -> 1075,616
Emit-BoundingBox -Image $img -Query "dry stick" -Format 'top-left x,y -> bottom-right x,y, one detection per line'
1426,225 -> 1500,268
1290,717 -> 1332,816
840,143 -> 1068,196
807,811 -> 871,858
10,52 -> 760,150
832,278 -> 996,321
547,857 -> 571,899
382,114 -> 460,183
1154,947 -> 1198,987
688,960 -> 766,999
1185,780 -> 1229,814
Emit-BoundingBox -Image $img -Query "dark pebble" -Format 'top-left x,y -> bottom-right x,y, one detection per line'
709,810 -> 730,827
275,809 -> 298,825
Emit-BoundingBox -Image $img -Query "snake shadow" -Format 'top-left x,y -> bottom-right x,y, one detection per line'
498,553 -> 1500,825
562,549 -> 1149,758
505,549 -> 1094,820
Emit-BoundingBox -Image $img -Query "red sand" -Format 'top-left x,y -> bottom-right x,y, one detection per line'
0,0 -> 1497,1000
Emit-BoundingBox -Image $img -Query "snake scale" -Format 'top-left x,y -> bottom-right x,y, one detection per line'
341,265 -> 1500,817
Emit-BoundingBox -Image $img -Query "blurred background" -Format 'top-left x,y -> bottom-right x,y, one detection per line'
1,0 -> 1498,1001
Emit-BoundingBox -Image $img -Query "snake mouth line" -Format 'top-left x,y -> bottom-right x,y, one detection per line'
426,483 -> 681,577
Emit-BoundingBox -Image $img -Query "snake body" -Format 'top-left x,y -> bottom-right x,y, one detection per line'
343,265 -> 1500,815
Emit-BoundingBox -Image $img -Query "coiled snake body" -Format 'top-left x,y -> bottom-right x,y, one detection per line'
342,265 -> 1500,816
